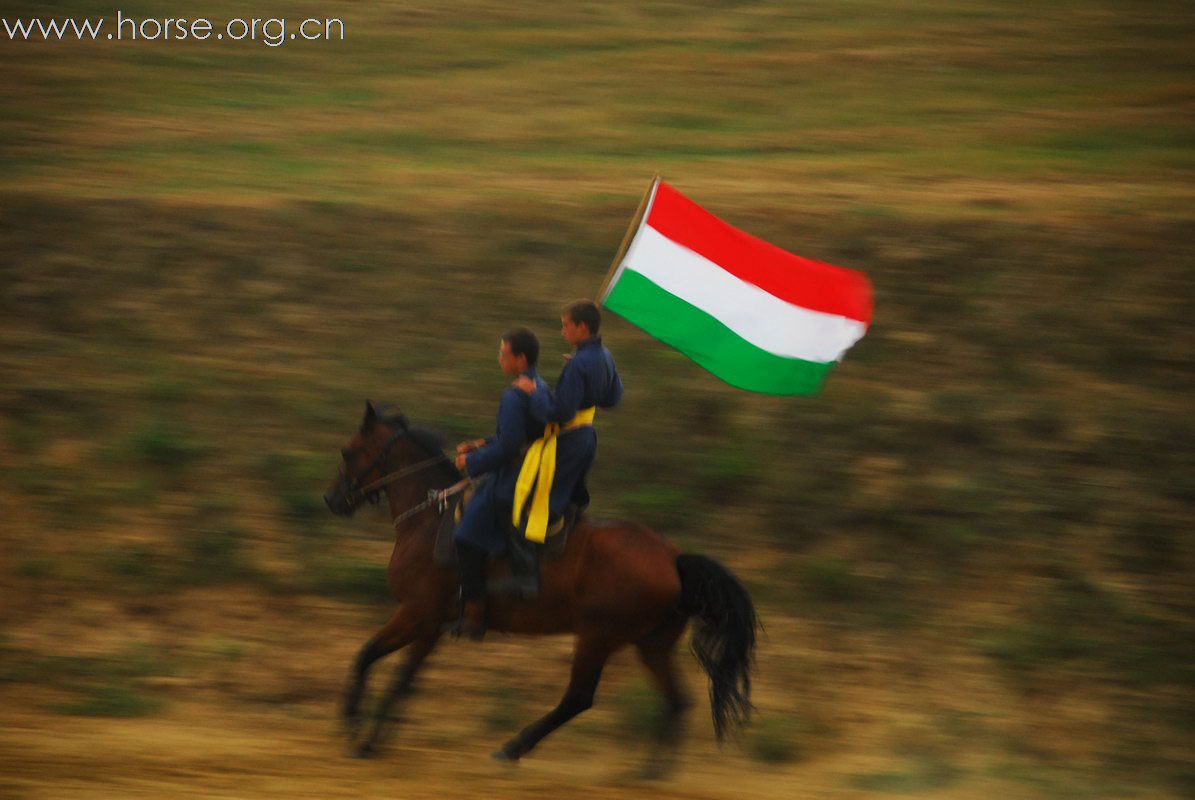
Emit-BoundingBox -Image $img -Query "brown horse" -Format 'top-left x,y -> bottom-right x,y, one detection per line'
324,402 -> 757,774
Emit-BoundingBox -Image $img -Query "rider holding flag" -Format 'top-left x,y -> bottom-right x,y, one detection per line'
513,299 -> 623,536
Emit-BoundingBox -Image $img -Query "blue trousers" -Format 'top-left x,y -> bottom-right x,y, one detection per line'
549,427 -> 597,513
455,429 -> 597,555
453,477 -> 511,556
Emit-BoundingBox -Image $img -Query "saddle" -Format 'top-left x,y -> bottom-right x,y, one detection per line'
433,495 -> 578,599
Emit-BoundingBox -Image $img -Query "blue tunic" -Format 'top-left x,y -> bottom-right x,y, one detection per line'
454,368 -> 548,555
528,337 -> 623,514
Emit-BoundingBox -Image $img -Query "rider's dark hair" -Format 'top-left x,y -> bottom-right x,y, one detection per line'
562,299 -> 601,336
502,327 -> 540,368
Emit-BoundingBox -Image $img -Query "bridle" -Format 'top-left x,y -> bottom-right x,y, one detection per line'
339,423 -> 468,528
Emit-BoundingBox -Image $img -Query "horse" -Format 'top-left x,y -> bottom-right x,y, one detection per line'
324,401 -> 757,775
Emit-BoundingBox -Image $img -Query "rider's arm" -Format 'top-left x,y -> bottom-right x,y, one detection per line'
601,352 -> 623,409
528,361 -> 584,424
456,438 -> 489,454
464,391 -> 526,477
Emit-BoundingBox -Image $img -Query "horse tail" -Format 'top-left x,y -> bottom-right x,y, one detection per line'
676,553 -> 758,741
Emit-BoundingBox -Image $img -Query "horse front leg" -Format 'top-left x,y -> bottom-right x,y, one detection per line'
356,633 -> 440,756
344,608 -> 424,755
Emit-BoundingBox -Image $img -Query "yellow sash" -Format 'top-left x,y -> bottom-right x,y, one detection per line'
513,407 -> 596,543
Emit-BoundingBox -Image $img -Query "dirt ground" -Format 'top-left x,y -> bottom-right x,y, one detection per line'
0,671 -> 1007,800
2,582 -> 1168,800
0,606 -> 786,800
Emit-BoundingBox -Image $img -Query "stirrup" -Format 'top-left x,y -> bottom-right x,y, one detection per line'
451,598 -> 486,641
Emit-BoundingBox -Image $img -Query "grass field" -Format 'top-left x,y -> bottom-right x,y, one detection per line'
1,1 -> 1192,797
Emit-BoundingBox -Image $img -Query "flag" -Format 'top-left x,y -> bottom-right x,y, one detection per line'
599,178 -> 873,395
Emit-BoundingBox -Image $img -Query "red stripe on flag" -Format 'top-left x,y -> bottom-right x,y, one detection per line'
645,181 -> 873,323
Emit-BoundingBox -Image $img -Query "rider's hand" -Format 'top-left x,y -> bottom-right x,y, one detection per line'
512,376 -> 536,394
454,453 -> 468,472
456,438 -> 485,454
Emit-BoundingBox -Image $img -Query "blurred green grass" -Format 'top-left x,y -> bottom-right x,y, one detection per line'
1,644 -> 175,718
2,1 -> 1192,218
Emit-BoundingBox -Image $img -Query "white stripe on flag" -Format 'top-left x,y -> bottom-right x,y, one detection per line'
621,226 -> 868,363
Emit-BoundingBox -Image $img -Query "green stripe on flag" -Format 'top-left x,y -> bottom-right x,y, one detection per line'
605,269 -> 835,396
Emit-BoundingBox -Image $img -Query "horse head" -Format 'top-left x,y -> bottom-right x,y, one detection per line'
324,401 -> 459,518
324,400 -> 411,517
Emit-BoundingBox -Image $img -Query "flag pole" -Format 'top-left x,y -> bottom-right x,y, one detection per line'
596,174 -> 659,305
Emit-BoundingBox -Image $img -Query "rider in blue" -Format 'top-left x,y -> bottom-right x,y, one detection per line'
452,327 -> 546,640
515,299 -> 623,521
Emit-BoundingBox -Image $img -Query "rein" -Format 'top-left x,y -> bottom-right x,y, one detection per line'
391,478 -> 470,529
355,454 -> 452,498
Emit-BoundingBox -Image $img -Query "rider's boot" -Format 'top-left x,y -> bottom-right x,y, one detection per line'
452,540 -> 487,641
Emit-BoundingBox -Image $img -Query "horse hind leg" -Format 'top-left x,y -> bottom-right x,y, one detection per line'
493,633 -> 616,762
635,615 -> 691,780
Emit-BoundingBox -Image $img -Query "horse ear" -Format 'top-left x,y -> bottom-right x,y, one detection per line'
386,403 -> 408,429
362,400 -> 378,429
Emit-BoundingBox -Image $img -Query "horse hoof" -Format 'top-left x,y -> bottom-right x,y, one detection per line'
349,740 -> 375,759
638,764 -> 668,781
491,747 -> 520,764
638,754 -> 677,781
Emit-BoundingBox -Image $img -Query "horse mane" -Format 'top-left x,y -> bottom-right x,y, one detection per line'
376,404 -> 461,484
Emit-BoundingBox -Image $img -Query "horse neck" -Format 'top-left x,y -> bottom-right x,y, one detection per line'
381,453 -> 449,543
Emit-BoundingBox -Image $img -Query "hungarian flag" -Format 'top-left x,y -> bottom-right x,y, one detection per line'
599,178 -> 872,395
